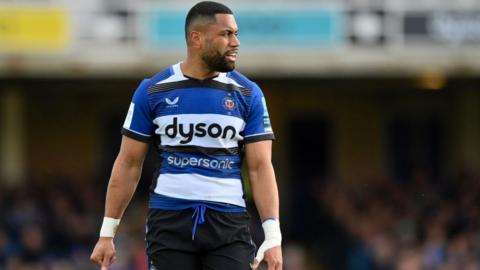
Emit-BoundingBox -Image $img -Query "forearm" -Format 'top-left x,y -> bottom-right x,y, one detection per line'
249,161 -> 279,221
249,160 -> 282,267
104,156 -> 143,219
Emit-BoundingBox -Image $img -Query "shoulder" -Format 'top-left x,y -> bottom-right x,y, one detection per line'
146,65 -> 176,86
133,66 -> 174,93
226,70 -> 262,95
132,65 -> 178,97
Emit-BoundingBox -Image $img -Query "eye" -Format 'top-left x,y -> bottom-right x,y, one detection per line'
220,30 -> 238,37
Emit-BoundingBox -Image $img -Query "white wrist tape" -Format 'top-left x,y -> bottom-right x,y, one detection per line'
99,217 -> 120,237
255,219 -> 282,263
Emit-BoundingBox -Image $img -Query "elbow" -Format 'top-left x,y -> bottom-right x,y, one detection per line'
248,158 -> 273,175
117,152 -> 144,169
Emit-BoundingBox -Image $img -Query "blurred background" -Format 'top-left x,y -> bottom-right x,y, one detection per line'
1,0 -> 480,269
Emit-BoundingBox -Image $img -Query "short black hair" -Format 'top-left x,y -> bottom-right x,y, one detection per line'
185,1 -> 233,42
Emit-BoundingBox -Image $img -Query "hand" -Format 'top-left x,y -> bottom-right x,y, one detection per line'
251,246 -> 282,270
90,237 -> 117,269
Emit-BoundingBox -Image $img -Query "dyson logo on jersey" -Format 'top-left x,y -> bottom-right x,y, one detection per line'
165,117 -> 237,144
167,156 -> 235,170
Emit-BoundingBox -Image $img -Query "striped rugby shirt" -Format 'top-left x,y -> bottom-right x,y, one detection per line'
121,63 -> 274,209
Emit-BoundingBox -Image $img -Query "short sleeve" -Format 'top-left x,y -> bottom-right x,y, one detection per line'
121,79 -> 154,142
243,86 -> 275,144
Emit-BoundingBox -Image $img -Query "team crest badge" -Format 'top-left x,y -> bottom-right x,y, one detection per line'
223,97 -> 235,111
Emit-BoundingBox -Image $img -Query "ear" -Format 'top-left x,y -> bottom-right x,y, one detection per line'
189,31 -> 203,49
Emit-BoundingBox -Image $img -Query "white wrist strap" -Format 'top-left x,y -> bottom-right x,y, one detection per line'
255,219 -> 282,263
99,217 -> 120,237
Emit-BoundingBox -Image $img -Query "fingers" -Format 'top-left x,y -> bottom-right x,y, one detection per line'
266,257 -> 282,270
100,252 -> 117,268
251,256 -> 283,270
90,254 -> 103,266
262,247 -> 283,270
91,254 -> 114,269
90,253 -> 114,268
91,238 -> 117,268
252,240 -> 281,269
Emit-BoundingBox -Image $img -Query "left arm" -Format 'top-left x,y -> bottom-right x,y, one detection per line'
246,140 -> 282,270
246,140 -> 279,221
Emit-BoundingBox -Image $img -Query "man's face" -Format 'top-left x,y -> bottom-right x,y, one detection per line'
201,14 -> 240,72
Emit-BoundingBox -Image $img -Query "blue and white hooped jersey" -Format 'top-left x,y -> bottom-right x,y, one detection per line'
121,63 -> 274,208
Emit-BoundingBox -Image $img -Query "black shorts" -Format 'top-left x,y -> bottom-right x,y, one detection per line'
146,208 -> 256,270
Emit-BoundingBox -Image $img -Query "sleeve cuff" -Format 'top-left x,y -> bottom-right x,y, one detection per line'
121,128 -> 151,143
244,133 -> 275,144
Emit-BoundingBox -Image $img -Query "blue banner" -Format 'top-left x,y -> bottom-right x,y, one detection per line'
145,8 -> 343,49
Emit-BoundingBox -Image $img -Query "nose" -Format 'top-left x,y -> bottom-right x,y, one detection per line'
230,34 -> 240,47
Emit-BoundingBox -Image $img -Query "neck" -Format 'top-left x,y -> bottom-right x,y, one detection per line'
180,58 -> 219,80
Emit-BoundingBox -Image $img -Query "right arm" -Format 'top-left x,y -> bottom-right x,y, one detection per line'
104,136 -> 149,219
90,135 -> 149,269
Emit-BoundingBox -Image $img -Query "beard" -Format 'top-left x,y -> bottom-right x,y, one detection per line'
201,48 -> 235,73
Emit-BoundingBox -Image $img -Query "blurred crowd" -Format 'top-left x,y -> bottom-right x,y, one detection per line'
318,170 -> 480,270
0,175 -> 308,270
2,170 -> 479,270
0,175 -> 148,270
